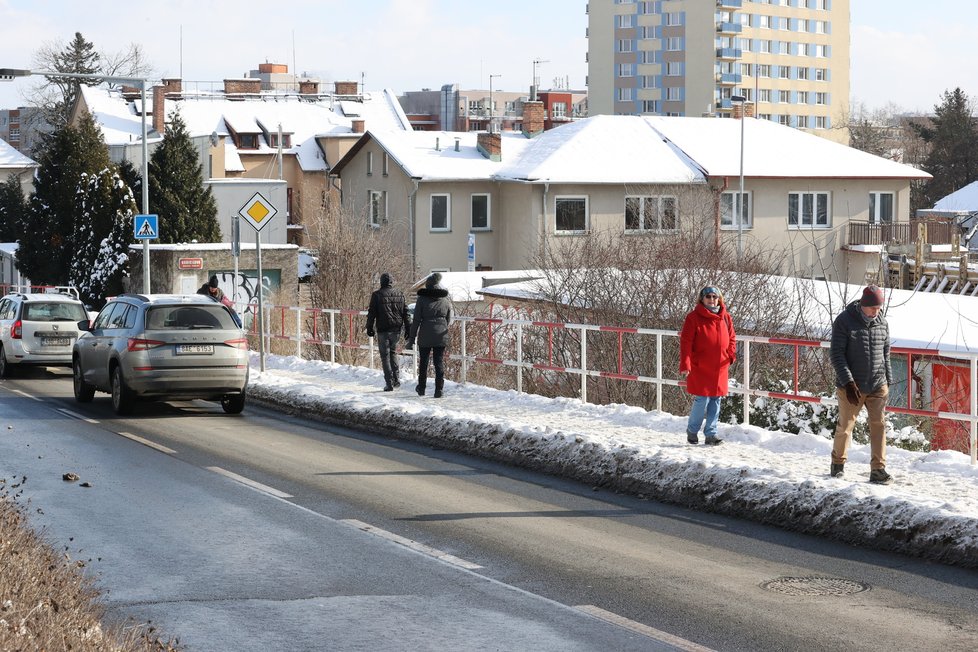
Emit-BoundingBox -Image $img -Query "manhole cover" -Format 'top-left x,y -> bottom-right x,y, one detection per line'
760,576 -> 870,596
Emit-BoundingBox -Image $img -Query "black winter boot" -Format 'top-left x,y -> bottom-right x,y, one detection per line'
433,378 -> 444,398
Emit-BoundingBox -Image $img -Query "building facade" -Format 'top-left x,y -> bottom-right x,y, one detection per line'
587,0 -> 850,142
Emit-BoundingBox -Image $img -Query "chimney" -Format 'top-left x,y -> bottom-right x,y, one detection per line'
152,85 -> 165,134
334,80 -> 358,96
477,132 -> 501,162
224,78 -> 262,97
299,80 -> 320,95
351,119 -> 365,134
258,63 -> 288,74
522,100 -> 545,138
162,78 -> 182,97
454,137 -> 460,152
732,102 -> 755,119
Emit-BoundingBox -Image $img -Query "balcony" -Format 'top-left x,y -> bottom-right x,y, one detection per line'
715,72 -> 741,86
847,219 -> 958,247
716,47 -> 742,60
716,21 -> 742,34
717,0 -> 743,7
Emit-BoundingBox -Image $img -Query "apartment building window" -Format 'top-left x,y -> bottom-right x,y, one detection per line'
869,192 -> 894,224
798,19 -> 809,33
720,191 -> 752,229
759,113 -> 773,121
642,50 -> 657,64
618,63 -> 634,77
778,41 -> 791,55
759,40 -> 772,53
555,196 -> 588,234
618,87 -> 635,101
756,64 -> 771,78
666,87 -> 682,101
471,194 -> 491,230
814,20 -> 828,34
815,92 -> 828,105
779,65 -> 791,79
798,91 -> 810,104
369,190 -> 385,228
616,14 -> 635,27
430,194 -> 451,231
8,128 -> 19,141
779,90 -> 791,103
617,39 -> 633,53
642,100 -> 660,113
758,89 -> 772,103
814,44 -> 827,58
778,115 -> 791,126
667,36 -> 682,51
739,37 -> 752,52
665,12 -> 681,26
814,115 -> 828,129
640,75 -> 656,89
797,66 -> 810,80
758,15 -> 770,29
666,61 -> 683,76
788,191 -> 830,228
741,63 -> 753,77
797,115 -> 809,128
815,68 -> 828,81
625,196 -> 678,232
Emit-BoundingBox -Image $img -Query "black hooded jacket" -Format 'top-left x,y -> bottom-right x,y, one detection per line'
409,287 -> 452,348
367,280 -> 410,334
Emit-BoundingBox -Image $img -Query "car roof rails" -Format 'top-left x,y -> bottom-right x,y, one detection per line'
2,284 -> 80,300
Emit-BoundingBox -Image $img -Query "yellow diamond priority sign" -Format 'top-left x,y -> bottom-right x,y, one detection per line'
238,192 -> 278,232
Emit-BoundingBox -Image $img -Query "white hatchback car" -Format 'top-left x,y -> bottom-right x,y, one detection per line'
0,288 -> 89,377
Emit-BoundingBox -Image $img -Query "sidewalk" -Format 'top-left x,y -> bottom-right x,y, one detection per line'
248,353 -> 978,569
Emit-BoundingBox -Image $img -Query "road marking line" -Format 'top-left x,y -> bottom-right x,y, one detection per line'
116,431 -> 177,455
574,605 -> 715,651
12,389 -> 44,402
206,466 -> 294,498
341,518 -> 483,570
57,408 -> 99,423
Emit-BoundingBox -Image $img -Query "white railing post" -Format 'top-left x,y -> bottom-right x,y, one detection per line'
656,332 -> 663,413
329,311 -> 336,363
743,340 -> 751,426
293,307 -> 302,358
516,322 -> 524,394
460,319 -> 468,385
971,355 -> 977,465
580,326 -> 588,404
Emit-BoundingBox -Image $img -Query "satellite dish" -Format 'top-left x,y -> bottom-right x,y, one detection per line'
209,131 -> 219,147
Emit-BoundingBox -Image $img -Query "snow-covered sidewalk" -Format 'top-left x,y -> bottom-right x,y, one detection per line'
249,353 -> 978,568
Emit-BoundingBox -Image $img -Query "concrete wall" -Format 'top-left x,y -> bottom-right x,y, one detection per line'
206,179 -> 289,245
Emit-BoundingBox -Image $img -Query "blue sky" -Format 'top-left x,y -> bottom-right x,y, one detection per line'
0,0 -> 974,115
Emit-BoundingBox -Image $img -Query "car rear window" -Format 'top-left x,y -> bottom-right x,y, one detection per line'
23,302 -> 88,322
146,305 -> 238,330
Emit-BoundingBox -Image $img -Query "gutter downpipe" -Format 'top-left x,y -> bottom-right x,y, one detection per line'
409,179 -> 420,273
717,177 -> 729,253
542,182 -> 550,254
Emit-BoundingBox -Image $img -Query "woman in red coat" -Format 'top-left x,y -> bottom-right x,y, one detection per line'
679,286 -> 737,445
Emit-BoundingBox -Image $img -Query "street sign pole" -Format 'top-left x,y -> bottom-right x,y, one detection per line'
256,230 -> 265,372
237,192 -> 278,373
231,214 -> 240,312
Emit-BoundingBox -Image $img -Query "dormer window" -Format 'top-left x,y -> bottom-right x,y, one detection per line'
268,133 -> 292,148
238,133 -> 258,150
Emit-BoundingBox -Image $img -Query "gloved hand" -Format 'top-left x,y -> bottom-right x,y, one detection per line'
844,381 -> 861,406
405,339 -> 414,351
366,328 -> 375,337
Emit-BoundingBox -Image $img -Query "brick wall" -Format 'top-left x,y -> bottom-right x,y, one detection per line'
522,101 -> 545,137
224,79 -> 262,95
477,132 -> 501,161
334,81 -> 358,96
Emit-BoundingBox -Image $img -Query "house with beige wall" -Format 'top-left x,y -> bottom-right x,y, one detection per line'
331,111 -> 928,284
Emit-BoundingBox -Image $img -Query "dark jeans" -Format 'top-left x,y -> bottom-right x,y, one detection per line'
417,346 -> 445,391
377,330 -> 401,385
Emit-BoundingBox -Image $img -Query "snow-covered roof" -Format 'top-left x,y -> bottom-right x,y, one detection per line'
644,116 -> 931,180
0,138 -> 36,169
934,180 -> 978,212
477,273 -> 978,356
80,85 -> 412,174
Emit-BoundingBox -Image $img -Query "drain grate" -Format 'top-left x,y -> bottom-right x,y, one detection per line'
760,576 -> 870,596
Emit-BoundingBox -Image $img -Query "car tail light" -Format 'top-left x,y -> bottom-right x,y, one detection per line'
127,337 -> 165,351
11,319 -> 21,339
225,338 -> 249,350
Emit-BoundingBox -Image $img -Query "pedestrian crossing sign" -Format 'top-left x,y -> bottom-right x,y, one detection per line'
134,214 -> 159,240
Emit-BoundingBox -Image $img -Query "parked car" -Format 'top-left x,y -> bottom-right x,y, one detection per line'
0,288 -> 89,377
72,294 -> 250,415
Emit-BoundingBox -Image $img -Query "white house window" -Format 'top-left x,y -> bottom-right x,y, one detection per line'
617,86 -> 635,101
666,86 -> 681,101
797,67 -> 810,81
779,65 -> 791,79
555,196 -> 588,233
666,61 -> 682,76
667,36 -> 682,51
815,67 -> 828,81
618,39 -> 633,53
471,194 -> 490,230
618,63 -> 634,77
758,89 -> 772,103
382,152 -> 389,176
756,64 -> 771,77
869,192 -> 894,224
789,191 -> 830,228
814,115 -> 828,129
624,196 -> 678,232
779,90 -> 791,103
720,191 -> 752,229
430,194 -> 451,231
369,190 -> 385,228
367,151 -> 373,175
815,92 -> 828,105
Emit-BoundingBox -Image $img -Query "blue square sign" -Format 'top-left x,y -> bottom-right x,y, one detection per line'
134,214 -> 158,240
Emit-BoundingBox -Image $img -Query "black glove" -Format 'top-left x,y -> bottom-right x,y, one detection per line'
366,328 -> 375,337
405,339 -> 414,350
844,381 -> 861,406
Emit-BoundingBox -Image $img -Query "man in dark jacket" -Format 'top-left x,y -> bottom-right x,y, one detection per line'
198,275 -> 225,301
829,285 -> 893,484
407,272 -> 452,398
366,273 -> 410,391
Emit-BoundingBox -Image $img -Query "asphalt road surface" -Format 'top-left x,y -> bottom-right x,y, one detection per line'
2,369 -> 978,651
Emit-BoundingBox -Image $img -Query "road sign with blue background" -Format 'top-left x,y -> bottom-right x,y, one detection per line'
134,214 -> 159,240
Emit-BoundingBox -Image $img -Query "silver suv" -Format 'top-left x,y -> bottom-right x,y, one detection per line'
0,288 -> 89,377
72,294 -> 250,415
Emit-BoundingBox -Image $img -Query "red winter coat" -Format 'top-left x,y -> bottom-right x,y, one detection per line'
679,303 -> 737,397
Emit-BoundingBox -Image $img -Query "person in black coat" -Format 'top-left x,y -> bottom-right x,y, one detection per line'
366,273 -> 410,391
407,272 -> 452,398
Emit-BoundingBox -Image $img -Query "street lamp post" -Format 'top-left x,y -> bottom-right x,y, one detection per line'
488,74 -> 501,133
731,94 -> 749,266
0,67 -> 152,292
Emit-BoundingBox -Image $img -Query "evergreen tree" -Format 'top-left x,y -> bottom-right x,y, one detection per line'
147,111 -> 221,243
913,88 -> 978,209
17,111 -> 111,284
70,167 -> 137,307
0,176 -> 26,243
45,32 -> 101,129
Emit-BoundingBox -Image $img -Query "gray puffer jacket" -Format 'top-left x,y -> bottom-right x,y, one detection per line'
409,287 -> 452,348
830,301 -> 892,393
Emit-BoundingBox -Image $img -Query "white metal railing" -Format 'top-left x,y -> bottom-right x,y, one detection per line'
243,301 -> 978,465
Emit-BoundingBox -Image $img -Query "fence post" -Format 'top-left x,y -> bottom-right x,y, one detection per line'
743,340 -> 751,426
516,322 -> 524,394
971,355 -> 977,465
294,307 -> 302,358
580,326 -> 587,404
656,332 -> 663,413
329,311 -> 336,363
460,320 -> 468,385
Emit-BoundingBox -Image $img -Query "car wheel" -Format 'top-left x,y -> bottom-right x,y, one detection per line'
72,357 -> 95,402
111,366 -> 135,415
0,344 -> 10,379
221,392 -> 246,414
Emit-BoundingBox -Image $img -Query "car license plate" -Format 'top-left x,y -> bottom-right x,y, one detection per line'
42,337 -> 71,346
176,344 -> 214,355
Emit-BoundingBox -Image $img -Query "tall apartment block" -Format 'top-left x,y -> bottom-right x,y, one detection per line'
587,0 -> 850,142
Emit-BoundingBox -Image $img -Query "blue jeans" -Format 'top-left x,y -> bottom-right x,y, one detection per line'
687,395 -> 722,438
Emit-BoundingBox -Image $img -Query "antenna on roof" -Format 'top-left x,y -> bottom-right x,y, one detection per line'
531,58 -> 549,101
